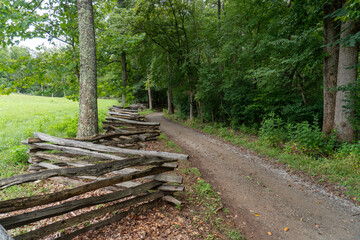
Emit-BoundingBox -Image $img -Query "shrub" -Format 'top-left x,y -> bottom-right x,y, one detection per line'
336,142 -> 360,173
290,121 -> 323,154
285,121 -> 337,156
289,121 -> 336,156
259,113 -> 288,145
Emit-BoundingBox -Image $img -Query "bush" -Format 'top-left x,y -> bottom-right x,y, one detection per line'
335,142 -> 360,173
259,113 -> 288,145
290,121 -> 323,154
283,121 -> 337,156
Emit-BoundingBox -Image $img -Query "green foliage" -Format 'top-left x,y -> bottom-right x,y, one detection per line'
337,141 -> 360,157
138,108 -> 156,115
259,114 -> 289,145
48,116 -> 79,138
170,115 -> 360,205
195,179 -> 214,197
336,142 -> 360,174
158,133 -> 182,153
7,145 -> 28,165
289,121 -> 336,156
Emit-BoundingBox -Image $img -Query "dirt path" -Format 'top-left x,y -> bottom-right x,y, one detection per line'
147,113 -> 360,240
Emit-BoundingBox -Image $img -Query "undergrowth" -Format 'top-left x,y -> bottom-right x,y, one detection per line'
165,113 -> 360,205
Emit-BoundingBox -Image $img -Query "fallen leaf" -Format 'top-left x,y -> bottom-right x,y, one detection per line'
284,227 -> 289,232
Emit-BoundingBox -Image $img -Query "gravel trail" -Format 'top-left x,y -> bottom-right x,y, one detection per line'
147,112 -> 360,240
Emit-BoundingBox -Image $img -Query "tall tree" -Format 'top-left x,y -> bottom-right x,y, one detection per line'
322,0 -> 343,134
167,55 -> 174,114
77,0 -> 98,137
121,50 -> 128,106
334,18 -> 359,142
117,0 -> 130,106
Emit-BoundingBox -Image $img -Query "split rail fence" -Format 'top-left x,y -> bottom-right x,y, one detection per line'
0,106 -> 188,239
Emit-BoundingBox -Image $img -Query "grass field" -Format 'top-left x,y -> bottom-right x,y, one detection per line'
0,94 -> 118,199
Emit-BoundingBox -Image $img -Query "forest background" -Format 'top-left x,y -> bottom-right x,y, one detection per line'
1,0 -> 360,200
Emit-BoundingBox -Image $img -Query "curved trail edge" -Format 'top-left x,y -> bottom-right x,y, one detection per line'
147,112 -> 360,240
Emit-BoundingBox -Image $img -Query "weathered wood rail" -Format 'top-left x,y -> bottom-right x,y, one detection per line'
102,105 -> 161,142
0,107 -> 188,239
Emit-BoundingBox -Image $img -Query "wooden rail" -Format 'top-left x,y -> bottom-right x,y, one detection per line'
0,106 -> 188,239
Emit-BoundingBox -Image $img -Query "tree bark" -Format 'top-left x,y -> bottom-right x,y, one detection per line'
167,83 -> 174,114
147,71 -> 153,110
71,41 -> 80,83
77,0 -> 98,137
198,101 -> 203,122
121,51 -> 128,106
334,19 -> 359,142
322,0 -> 342,134
189,92 -> 194,120
167,55 -> 174,114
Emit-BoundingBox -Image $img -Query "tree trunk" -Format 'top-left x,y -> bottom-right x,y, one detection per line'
77,0 -> 98,138
322,0 -> 342,134
211,110 -> 214,124
334,19 -> 358,142
147,72 -> 153,110
167,83 -> 174,114
121,51 -> 128,106
71,41 -> 80,83
199,101 -> 203,122
167,55 -> 174,114
189,92 -> 194,120
217,0 -> 223,73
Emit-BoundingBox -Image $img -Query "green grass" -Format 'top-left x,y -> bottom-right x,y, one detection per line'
0,94 -> 118,199
158,133 -> 182,153
138,108 -> 156,116
166,116 -> 360,204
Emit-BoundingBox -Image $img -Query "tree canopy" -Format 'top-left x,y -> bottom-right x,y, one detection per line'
1,0 -> 360,141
